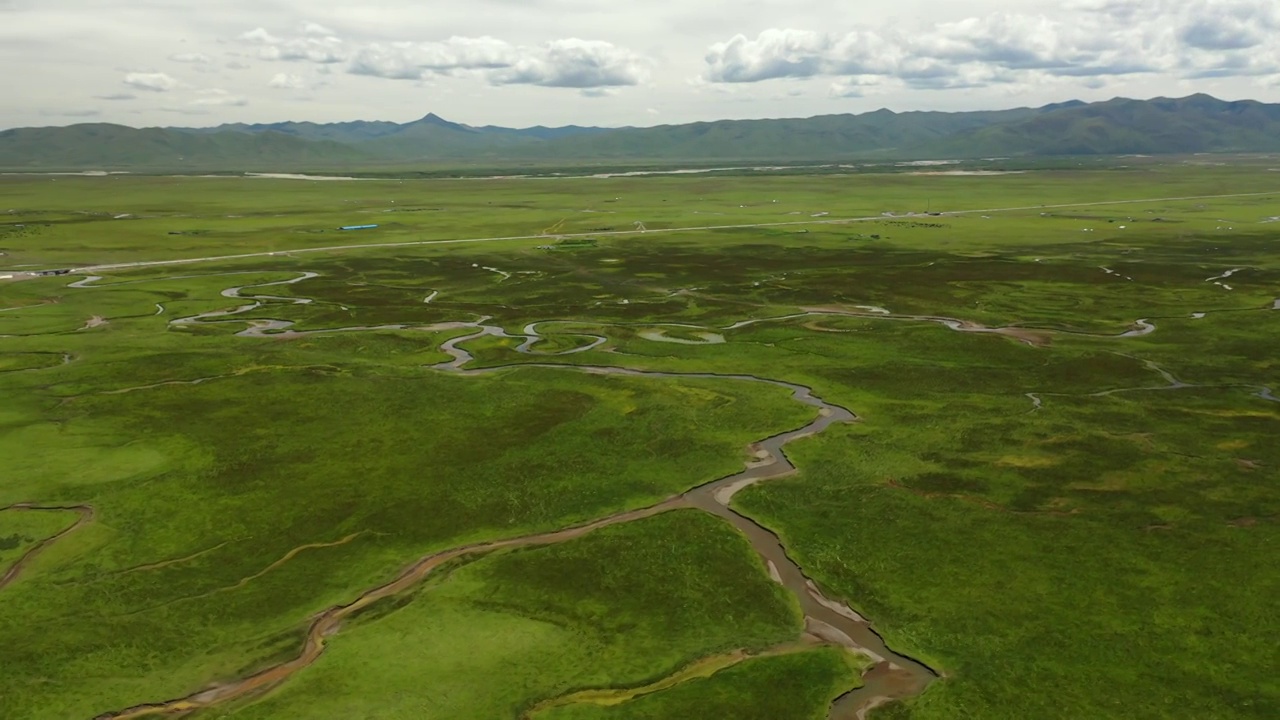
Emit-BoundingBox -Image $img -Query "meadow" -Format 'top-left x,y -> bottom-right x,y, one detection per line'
1,160 -> 1277,718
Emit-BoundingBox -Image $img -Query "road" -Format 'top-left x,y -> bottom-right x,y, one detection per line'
35,189 -> 1280,275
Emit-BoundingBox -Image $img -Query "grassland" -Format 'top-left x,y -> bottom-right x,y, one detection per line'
1,161 -> 1277,719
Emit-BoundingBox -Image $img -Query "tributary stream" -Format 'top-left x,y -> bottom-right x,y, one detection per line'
82,267 -> 1252,719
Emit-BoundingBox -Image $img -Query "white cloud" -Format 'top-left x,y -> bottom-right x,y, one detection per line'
704,30 -> 834,83
267,72 -> 306,89
704,1 -> 1280,90
238,27 -> 281,45
169,53 -> 212,64
349,36 -> 516,79
828,76 -> 882,99
490,39 -> 649,88
240,25 -> 346,63
123,72 -> 180,92
191,89 -> 248,107
1177,0 -> 1279,51
344,35 -> 648,89
301,22 -> 336,37
5,0 -> 1279,130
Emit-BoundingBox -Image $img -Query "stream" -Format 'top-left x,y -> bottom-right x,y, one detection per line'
96,344 -> 934,719
89,273 -> 946,718
86,267 -> 1272,718
433,331 -> 937,716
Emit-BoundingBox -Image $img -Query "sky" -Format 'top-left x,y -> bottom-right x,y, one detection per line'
2,0 -> 1279,130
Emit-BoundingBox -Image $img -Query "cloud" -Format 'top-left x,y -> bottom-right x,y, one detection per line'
123,72 -> 180,92
301,22 -> 336,37
704,30 -> 833,83
239,25 -> 346,63
169,53 -> 212,64
828,76 -> 881,98
703,1 -> 1280,90
95,93 -> 136,101
349,36 -> 516,79
1177,1 -> 1278,50
490,39 -> 649,88
191,89 -> 248,107
238,28 -> 281,45
240,25 -> 648,90
267,72 -> 307,89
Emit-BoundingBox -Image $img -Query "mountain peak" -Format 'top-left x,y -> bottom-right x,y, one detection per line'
404,112 -> 480,135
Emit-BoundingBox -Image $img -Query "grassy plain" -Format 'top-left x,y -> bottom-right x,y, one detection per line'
1,161 -> 1277,719
210,511 -> 801,719
535,647 -> 864,720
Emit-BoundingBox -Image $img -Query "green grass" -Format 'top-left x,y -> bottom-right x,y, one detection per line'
1,163 -> 1278,719
0,352 -> 809,718
535,647 -> 863,720
204,511 -> 802,719
0,508 -> 79,572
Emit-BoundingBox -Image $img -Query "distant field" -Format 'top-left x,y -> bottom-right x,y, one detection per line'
1,160 -> 1277,719
2,158 -> 1278,269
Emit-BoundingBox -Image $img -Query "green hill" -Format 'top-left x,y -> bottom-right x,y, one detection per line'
0,124 -> 373,170
923,95 -> 1280,157
517,107 -> 1042,160
4,95 -> 1279,170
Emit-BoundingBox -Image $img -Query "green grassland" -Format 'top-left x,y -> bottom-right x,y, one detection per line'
0,507 -> 80,571
211,511 -> 802,720
1,159 -> 1277,268
1,161 -> 1277,719
535,647 -> 864,720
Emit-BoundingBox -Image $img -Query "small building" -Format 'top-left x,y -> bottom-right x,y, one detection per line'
338,224 -> 379,231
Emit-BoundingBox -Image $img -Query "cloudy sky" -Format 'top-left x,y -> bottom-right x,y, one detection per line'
3,0 -> 1279,129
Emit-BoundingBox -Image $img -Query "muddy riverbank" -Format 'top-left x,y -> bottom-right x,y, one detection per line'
0,504 -> 94,592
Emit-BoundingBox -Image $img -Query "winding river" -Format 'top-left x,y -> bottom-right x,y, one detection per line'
65,268 -> 1273,718
80,272 -> 950,718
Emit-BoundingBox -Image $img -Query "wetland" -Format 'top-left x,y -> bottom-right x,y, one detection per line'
1,164 -> 1277,719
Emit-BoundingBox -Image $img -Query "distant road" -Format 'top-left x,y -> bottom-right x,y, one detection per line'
57,189 -> 1280,275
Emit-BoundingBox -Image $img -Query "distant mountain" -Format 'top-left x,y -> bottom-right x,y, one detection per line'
0,124 -> 372,169
193,119 -> 407,143
512,107 -> 1044,160
192,113 -> 608,154
3,95 -> 1279,170
921,94 -> 1280,157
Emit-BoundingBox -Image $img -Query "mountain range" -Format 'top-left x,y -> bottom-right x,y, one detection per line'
2,95 -> 1279,171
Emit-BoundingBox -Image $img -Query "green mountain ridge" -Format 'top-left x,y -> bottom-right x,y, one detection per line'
2,95 -> 1278,170
0,124 -> 373,170
919,95 -> 1280,156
